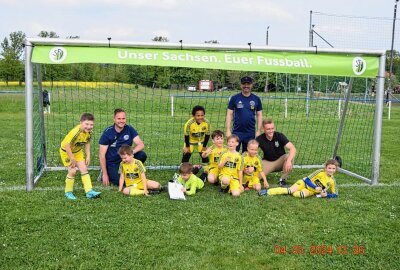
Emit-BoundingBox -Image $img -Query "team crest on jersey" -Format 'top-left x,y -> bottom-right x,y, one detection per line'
123,135 -> 129,140
275,141 -> 279,147
237,101 -> 244,108
250,100 -> 255,110
255,161 -> 259,166
315,179 -> 326,189
202,126 -> 206,130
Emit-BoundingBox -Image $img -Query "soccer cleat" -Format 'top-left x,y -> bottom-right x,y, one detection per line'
279,179 -> 287,187
199,173 -> 208,183
259,189 -> 268,196
86,189 -> 101,199
192,165 -> 202,175
65,192 -> 77,200
160,185 -> 168,192
148,189 -> 161,195
219,186 -> 229,194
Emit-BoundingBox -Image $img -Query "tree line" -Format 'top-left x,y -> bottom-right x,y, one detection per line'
0,30 -> 399,93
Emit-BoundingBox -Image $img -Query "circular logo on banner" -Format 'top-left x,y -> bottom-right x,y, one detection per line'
49,47 -> 67,63
352,57 -> 366,76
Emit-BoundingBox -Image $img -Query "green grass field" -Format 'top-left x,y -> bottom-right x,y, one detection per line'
1,87 -> 400,269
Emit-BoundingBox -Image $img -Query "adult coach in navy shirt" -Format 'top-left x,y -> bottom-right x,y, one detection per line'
225,76 -> 263,152
99,108 -> 147,186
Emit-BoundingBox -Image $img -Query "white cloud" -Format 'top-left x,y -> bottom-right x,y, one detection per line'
82,25 -> 137,40
0,0 -> 184,9
231,0 -> 294,21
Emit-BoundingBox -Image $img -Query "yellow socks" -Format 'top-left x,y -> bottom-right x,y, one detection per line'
268,187 -> 291,196
81,173 -> 93,193
65,176 -> 75,193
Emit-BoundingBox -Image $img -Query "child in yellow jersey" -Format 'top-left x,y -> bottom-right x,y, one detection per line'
259,159 -> 339,198
218,135 -> 244,197
177,162 -> 204,196
60,113 -> 101,200
182,105 -> 210,180
242,140 -> 269,192
118,145 -> 162,196
201,130 -> 227,185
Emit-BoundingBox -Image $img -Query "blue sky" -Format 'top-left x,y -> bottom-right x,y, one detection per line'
0,0 -> 398,51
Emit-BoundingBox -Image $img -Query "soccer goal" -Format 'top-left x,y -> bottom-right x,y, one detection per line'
24,38 -> 386,191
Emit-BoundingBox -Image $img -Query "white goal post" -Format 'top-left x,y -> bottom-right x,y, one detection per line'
24,38 -> 386,191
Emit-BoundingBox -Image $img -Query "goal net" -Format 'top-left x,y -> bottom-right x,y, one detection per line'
24,39 -> 385,190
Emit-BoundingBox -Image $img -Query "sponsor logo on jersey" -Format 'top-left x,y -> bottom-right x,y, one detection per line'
225,161 -> 237,168
75,142 -> 85,147
49,47 -> 67,63
237,101 -> 244,108
275,141 -> 279,147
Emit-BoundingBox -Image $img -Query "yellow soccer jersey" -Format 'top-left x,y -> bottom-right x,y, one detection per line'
242,152 -> 263,177
208,144 -> 227,167
219,150 -> 243,179
119,159 -> 146,187
60,125 -> 91,153
307,169 -> 337,194
183,117 -> 211,144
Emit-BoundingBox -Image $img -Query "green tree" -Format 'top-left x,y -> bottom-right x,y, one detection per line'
0,31 -> 26,85
204,40 -> 219,44
152,36 -> 169,42
38,31 -> 59,38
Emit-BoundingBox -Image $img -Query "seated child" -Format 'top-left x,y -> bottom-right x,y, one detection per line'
182,105 -> 210,180
218,135 -> 244,197
118,144 -> 161,196
259,159 -> 339,198
60,112 -> 101,200
201,130 -> 227,185
242,139 -> 269,192
177,162 -> 204,196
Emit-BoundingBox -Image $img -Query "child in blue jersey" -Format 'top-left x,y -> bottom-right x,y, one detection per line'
177,162 -> 204,196
60,113 -> 101,200
259,159 -> 339,198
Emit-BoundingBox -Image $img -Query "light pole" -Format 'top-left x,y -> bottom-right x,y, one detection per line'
387,0 -> 399,102
389,0 -> 399,80
107,37 -> 111,48
266,26 -> 270,45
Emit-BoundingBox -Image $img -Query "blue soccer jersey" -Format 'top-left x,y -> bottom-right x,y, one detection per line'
99,125 -> 139,164
228,93 -> 262,136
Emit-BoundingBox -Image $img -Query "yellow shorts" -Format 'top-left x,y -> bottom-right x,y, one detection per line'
126,181 -> 145,190
243,174 -> 260,188
59,149 -> 84,167
294,179 -> 316,195
183,143 -> 203,153
219,174 -> 242,193
208,166 -> 220,176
